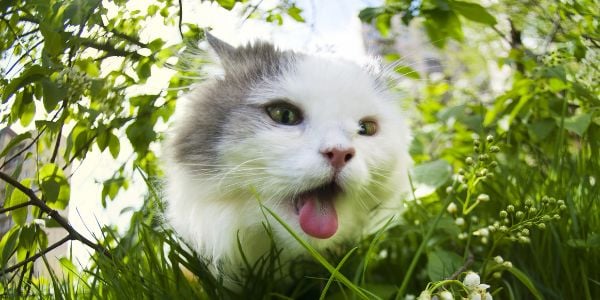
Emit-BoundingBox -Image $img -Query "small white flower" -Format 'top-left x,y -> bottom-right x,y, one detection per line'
469,293 -> 482,300
463,272 -> 481,288
473,228 -> 489,237
447,202 -> 458,214
477,194 -> 490,202
417,290 -> 431,300
455,217 -> 465,226
439,290 -> 453,300
446,186 -> 454,194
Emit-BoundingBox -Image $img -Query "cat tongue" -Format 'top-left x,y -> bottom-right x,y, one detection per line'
298,196 -> 338,239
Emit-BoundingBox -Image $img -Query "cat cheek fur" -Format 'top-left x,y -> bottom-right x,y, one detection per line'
164,33 -> 412,278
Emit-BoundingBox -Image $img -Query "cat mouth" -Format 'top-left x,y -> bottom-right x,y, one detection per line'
292,182 -> 342,239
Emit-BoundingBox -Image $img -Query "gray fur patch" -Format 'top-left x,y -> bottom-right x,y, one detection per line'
170,35 -> 297,169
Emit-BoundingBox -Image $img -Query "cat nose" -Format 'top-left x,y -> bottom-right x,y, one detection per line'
321,147 -> 355,169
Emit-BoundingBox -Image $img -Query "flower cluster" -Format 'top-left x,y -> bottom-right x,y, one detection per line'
415,271 -> 493,300
462,272 -> 492,300
54,67 -> 95,101
449,135 -> 500,216
486,196 -> 566,244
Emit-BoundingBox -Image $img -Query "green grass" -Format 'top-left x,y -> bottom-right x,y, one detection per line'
2,132 -> 598,299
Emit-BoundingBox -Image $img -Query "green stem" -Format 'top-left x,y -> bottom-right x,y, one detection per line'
396,192 -> 455,299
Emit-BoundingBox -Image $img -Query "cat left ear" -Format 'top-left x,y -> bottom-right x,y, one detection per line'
205,31 -> 236,62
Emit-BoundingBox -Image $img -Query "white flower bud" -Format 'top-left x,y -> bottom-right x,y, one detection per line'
469,293 -> 482,300
463,272 -> 481,288
494,256 -> 504,264
417,290 -> 431,300
439,291 -> 453,300
447,202 -> 458,214
477,194 -> 490,202
455,217 -> 465,226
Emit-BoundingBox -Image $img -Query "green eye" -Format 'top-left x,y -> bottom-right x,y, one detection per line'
266,103 -> 303,125
358,119 -> 378,136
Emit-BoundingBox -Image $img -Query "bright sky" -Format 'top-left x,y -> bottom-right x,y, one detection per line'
69,0 -> 380,265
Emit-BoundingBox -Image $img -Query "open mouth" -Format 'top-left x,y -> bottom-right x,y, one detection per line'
292,181 -> 342,239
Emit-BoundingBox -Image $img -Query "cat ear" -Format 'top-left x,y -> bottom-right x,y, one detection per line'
205,31 -> 236,63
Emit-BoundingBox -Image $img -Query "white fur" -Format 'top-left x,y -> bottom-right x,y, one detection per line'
165,52 -> 412,280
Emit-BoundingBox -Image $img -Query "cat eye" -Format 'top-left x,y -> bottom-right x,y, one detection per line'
358,119 -> 378,136
265,102 -> 303,126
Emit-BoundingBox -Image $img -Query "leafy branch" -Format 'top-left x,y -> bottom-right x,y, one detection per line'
0,170 -> 112,275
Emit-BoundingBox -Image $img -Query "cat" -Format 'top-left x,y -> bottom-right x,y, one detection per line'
164,32 -> 412,281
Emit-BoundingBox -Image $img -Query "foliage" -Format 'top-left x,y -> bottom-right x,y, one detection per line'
1,0 -> 599,299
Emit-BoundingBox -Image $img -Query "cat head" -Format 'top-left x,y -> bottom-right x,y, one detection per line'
168,33 -> 411,250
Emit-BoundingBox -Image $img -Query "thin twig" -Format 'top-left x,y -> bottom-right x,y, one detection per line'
0,127 -> 47,170
3,40 -> 43,76
0,235 -> 72,275
178,0 -> 184,39
0,171 -> 112,260
447,252 -> 475,280
1,106 -> 63,170
0,200 -> 34,214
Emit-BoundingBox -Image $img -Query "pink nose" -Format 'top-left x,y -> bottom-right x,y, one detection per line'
321,147 -> 355,169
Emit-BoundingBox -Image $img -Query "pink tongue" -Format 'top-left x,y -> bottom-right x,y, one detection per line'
298,196 -> 338,239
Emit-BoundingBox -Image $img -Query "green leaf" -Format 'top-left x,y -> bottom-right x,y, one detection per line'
287,5 -> 305,22
547,77 -> 568,93
216,0 -> 236,10
450,1 -> 497,25
96,127 -> 110,152
40,24 -> 65,56
527,119 -> 555,141
423,10 -> 463,47
410,159 -> 453,198
126,119 -> 156,154
108,132 -> 120,158
426,249 -> 463,281
375,14 -> 392,37
506,266 -> 543,299
561,113 -> 592,136
10,88 -> 35,126
7,178 -> 32,226
2,65 -> 51,102
18,224 -> 38,252
147,4 -> 159,16
266,13 -> 283,25
39,163 -> 70,210
0,226 -> 21,268
358,7 -> 386,22
136,58 -> 152,81
102,177 -> 126,206
41,78 -> 66,112
0,132 -> 31,159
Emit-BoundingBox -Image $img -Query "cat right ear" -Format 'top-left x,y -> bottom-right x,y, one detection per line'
205,31 -> 236,63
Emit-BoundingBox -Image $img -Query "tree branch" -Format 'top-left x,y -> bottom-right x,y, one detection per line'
0,235 -> 71,275
98,23 -> 148,49
0,200 -> 34,214
447,252 -> 475,280
0,171 -> 112,260
80,39 -> 142,60
0,126 -> 47,170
